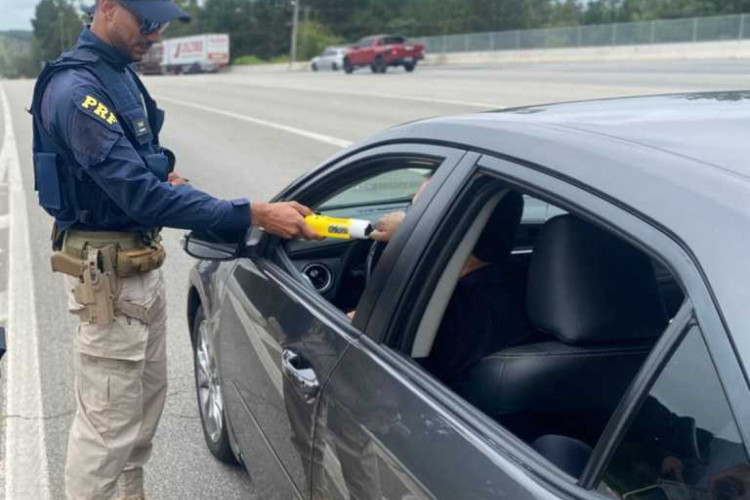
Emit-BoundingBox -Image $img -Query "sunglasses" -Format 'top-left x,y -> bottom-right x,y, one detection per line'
114,1 -> 171,35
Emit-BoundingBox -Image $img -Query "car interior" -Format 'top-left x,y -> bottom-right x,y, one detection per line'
278,165 -> 688,484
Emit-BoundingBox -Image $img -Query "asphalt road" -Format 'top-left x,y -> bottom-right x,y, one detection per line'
0,59 -> 748,500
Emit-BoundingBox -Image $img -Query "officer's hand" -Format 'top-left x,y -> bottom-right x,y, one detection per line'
168,172 -> 190,186
251,201 -> 319,240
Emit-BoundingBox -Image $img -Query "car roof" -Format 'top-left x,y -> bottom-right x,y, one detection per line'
492,92 -> 749,178
355,91 -> 750,364
390,92 -> 749,178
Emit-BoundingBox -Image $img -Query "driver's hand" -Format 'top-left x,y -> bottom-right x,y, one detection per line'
251,201 -> 319,239
370,211 -> 406,242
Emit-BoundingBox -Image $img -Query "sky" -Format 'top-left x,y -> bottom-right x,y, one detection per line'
0,0 -> 39,31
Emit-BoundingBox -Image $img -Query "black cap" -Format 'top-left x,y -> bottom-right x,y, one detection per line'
119,0 -> 191,23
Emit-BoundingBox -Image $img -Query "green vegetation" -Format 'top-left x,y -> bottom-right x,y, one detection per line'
233,55 -> 267,65
2,0 -> 749,77
173,0 -> 750,62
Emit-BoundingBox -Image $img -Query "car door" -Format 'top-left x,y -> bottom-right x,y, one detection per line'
310,163 -> 568,500
217,144 -> 469,499
309,154 -> 750,500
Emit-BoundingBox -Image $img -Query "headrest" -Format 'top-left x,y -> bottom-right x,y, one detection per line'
472,190 -> 524,264
527,215 -> 667,345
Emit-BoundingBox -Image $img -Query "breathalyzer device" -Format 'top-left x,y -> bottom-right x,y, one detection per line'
305,214 -> 373,240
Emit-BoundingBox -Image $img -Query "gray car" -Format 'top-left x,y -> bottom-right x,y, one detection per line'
184,92 -> 750,500
311,47 -> 347,71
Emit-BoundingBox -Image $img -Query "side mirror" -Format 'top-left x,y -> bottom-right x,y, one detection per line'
183,230 -> 245,261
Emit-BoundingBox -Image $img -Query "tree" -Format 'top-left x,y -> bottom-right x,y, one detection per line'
31,0 -> 83,63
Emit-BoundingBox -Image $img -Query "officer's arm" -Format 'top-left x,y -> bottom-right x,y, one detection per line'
57,87 -> 250,231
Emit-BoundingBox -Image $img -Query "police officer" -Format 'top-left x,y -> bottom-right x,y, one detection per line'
30,1 -> 317,499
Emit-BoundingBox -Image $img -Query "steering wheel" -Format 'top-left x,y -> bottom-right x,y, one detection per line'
365,240 -> 387,285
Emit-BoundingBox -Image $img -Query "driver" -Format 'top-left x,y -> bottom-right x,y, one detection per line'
359,182 -> 532,387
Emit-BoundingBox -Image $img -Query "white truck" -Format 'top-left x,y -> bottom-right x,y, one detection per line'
161,34 -> 230,74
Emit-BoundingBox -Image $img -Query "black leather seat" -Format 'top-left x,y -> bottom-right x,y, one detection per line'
460,215 -> 669,445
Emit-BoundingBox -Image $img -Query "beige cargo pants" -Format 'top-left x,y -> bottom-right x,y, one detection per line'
64,269 -> 167,500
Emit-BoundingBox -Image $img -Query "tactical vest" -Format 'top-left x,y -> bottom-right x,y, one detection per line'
30,46 -> 174,232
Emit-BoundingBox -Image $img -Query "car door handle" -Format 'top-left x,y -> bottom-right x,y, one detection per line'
281,349 -> 320,403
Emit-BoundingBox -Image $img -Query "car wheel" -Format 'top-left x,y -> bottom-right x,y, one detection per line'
193,305 -> 236,464
344,58 -> 354,74
311,62 -> 318,72
331,62 -> 338,71
405,62 -> 416,72
374,57 -> 387,73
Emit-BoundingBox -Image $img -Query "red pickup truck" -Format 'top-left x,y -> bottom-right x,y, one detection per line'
344,35 -> 425,74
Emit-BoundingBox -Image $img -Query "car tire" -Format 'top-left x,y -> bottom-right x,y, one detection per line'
192,305 -> 237,464
331,62 -> 338,71
312,62 -> 318,72
405,62 -> 416,72
344,58 -> 354,74
374,57 -> 387,73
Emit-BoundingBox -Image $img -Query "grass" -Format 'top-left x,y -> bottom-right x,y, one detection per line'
233,54 -> 293,65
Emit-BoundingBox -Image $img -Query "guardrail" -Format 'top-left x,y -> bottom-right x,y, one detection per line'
413,13 -> 750,54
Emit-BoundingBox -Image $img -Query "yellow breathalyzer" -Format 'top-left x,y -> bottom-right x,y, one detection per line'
305,214 -> 373,240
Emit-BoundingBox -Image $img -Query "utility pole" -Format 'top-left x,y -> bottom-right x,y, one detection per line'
289,0 -> 300,71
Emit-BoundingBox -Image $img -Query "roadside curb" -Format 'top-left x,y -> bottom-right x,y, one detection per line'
0,80 -> 51,500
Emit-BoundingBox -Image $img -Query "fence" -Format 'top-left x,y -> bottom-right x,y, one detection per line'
413,13 -> 750,54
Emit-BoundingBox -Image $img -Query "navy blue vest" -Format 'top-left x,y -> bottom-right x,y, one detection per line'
30,46 -> 174,232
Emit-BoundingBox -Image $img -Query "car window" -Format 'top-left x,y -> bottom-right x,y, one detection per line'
598,325 -> 749,500
381,36 -> 406,45
522,195 -> 566,223
277,153 -> 445,314
387,177 -> 686,480
322,49 -> 335,56
318,166 -> 433,217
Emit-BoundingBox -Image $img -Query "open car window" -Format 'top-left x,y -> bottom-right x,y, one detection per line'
319,166 -> 433,219
277,155 -> 440,313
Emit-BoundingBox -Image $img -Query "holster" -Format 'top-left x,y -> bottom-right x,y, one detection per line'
72,248 -> 117,326
51,230 -> 166,278
51,230 -> 165,325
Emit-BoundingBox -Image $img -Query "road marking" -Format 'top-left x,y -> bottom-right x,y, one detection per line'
155,95 -> 354,149
0,81 -> 51,500
195,75 -> 507,109
242,82 -> 507,109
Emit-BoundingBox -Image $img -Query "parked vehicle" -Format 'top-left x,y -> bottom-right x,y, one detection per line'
343,34 -> 424,74
161,34 -> 230,74
183,92 -> 750,500
311,47 -> 347,71
137,42 -> 164,75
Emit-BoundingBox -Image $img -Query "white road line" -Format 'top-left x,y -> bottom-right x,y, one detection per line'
240,82 -> 507,109
155,95 -> 354,149
0,81 -> 51,500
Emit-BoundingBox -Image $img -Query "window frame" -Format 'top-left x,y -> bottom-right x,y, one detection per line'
256,143 -> 470,330
362,151 -> 750,496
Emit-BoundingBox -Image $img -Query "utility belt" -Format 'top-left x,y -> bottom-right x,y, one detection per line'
51,229 -> 166,325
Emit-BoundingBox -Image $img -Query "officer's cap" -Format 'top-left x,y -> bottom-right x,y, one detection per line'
118,0 -> 191,23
